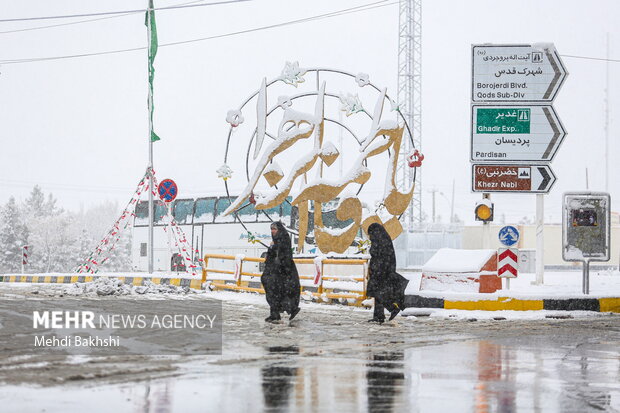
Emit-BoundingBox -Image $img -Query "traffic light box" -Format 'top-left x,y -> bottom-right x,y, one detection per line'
475,199 -> 494,223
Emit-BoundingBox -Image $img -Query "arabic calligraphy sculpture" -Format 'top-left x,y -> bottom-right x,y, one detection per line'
219,62 -> 419,254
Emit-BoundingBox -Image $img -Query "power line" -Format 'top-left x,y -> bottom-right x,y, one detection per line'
0,179 -> 135,194
0,0 -> 210,35
0,0 -> 251,23
0,13 -> 136,35
561,54 -> 620,63
0,1 -> 396,65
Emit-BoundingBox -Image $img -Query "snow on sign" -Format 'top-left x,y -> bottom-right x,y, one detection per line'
471,105 -> 566,162
498,225 -> 519,247
157,179 -> 178,202
472,164 -> 556,193
472,44 -> 568,102
497,248 -> 518,278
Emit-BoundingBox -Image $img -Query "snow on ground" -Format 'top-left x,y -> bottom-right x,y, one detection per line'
63,277 -> 198,297
2,268 -> 620,321
404,269 -> 620,300
402,308 -> 609,321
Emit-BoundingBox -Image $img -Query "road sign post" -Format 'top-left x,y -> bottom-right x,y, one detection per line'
498,226 -> 519,290
471,43 -> 568,287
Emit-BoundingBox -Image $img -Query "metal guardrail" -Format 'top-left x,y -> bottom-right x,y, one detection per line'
202,254 -> 369,305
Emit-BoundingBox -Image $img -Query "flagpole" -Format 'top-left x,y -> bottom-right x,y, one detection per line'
147,0 -> 154,274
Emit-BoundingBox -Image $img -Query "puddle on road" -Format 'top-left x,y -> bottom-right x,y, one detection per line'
2,339 -> 620,412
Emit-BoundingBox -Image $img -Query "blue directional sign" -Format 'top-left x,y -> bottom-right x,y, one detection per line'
498,225 -> 519,247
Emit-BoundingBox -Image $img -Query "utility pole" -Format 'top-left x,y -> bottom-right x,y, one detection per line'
147,2 -> 154,274
604,32 -> 610,192
482,193 -> 491,249
535,194 -> 544,285
427,188 -> 439,223
145,0 -> 160,274
450,179 -> 455,224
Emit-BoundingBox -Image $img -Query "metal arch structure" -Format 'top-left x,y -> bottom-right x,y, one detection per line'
397,0 -> 422,230
220,66 -> 418,246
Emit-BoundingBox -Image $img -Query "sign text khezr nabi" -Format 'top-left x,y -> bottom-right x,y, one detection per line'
472,164 -> 556,193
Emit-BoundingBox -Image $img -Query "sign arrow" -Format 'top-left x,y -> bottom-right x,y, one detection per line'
498,264 -> 518,277
498,226 -> 520,247
537,167 -> 551,191
544,48 -> 564,100
499,248 -> 518,262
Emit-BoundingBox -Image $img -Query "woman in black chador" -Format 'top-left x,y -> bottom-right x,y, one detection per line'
261,221 -> 301,323
366,223 -> 409,323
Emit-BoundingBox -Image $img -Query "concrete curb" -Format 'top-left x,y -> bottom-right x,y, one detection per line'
405,294 -> 620,313
0,275 -> 204,290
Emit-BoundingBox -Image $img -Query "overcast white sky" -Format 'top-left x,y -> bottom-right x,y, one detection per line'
0,0 -> 618,225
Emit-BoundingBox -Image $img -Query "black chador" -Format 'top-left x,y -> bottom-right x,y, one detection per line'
261,221 -> 301,322
366,223 -> 409,323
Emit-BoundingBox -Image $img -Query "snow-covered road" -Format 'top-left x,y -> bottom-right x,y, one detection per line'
1,283 -> 620,412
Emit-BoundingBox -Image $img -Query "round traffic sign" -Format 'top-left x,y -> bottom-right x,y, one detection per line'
498,225 -> 519,247
158,179 -> 178,202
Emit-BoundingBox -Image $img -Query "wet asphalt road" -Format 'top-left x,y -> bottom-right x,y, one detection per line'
1,284 -> 620,412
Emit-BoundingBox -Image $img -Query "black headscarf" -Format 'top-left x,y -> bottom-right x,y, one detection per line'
271,221 -> 290,246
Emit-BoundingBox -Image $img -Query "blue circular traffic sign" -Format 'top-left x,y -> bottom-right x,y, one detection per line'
498,225 -> 519,247
158,179 -> 178,202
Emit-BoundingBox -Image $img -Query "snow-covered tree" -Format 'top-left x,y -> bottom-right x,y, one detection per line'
21,187 -> 80,272
24,185 -> 45,217
0,186 -> 134,274
0,197 -> 29,272
99,231 -> 132,272
74,201 -> 133,272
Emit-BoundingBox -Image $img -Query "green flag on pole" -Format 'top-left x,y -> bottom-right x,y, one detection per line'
145,0 -> 160,142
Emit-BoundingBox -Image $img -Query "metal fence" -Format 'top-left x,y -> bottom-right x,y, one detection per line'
394,224 -> 463,269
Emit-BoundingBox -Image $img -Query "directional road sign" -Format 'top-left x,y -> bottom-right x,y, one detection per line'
472,164 -> 556,193
472,44 -> 568,103
471,105 -> 566,162
498,248 -> 518,278
498,226 -> 520,247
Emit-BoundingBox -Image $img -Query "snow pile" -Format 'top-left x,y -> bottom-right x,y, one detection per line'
64,277 -> 197,297
422,248 -> 495,273
420,273 -> 481,293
